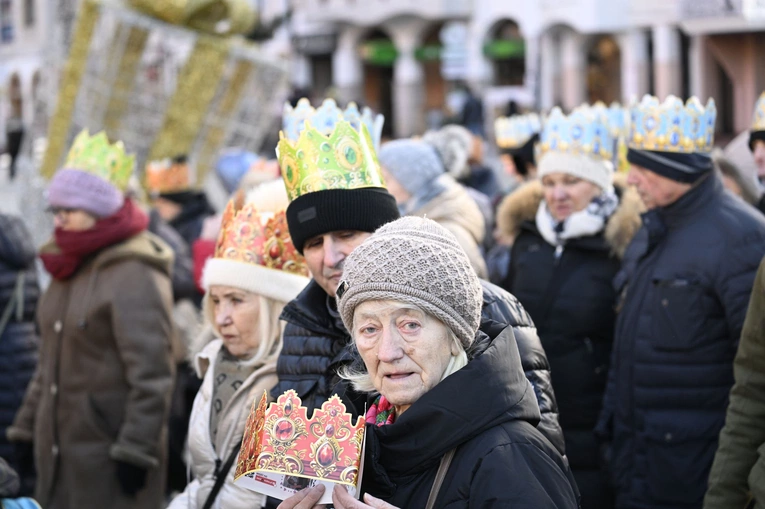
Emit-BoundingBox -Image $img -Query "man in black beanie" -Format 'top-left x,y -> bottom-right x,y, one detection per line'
270,103 -> 567,463
595,95 -> 765,509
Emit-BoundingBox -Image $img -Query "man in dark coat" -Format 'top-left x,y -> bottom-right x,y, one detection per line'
596,95 -> 765,509
0,214 -> 39,496
272,116 -> 566,456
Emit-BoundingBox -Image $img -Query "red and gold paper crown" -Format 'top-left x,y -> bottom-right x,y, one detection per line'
235,390 -> 365,486
145,157 -> 192,194
214,198 -> 308,277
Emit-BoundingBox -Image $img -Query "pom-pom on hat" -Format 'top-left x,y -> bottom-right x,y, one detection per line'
336,216 -> 483,349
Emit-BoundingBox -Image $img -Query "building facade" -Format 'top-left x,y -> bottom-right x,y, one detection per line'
281,0 -> 765,139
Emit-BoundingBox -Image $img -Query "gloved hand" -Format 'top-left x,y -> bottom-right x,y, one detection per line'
115,461 -> 148,497
13,441 -> 35,481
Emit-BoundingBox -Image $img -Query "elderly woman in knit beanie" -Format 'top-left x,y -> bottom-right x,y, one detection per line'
377,139 -> 488,278
495,105 -> 642,509
8,130 -> 176,509
167,180 -> 309,509
280,216 -> 578,509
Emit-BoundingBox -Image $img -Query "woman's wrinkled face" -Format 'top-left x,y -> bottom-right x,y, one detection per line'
353,300 -> 456,415
209,285 -> 260,358
542,172 -> 602,222
52,208 -> 97,231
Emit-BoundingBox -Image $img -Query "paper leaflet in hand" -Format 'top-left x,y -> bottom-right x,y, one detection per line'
234,390 -> 366,504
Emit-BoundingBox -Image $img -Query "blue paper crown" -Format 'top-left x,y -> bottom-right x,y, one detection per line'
282,98 -> 384,150
603,102 -> 629,138
628,95 -> 716,153
537,104 -> 617,162
752,91 -> 765,131
494,113 -> 542,149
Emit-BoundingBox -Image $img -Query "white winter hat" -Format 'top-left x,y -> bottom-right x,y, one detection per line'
537,151 -> 614,191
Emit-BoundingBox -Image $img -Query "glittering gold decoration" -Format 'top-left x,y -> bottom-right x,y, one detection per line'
104,27 -> 149,135
129,0 -> 257,36
40,0 -> 100,179
147,36 -> 230,164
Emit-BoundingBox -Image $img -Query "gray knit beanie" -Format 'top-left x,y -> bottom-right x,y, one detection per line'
336,216 -> 483,348
378,139 -> 445,197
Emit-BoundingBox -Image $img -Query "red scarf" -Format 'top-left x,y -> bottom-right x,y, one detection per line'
40,199 -> 149,280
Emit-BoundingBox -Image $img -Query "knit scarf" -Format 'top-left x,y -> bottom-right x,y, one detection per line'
366,395 -> 396,427
535,187 -> 619,247
40,199 -> 149,280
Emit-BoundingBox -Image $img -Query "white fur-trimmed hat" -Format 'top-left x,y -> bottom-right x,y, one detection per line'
202,179 -> 309,303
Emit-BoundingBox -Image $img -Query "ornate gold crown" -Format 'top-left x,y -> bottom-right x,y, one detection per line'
145,158 -> 192,194
276,120 -> 385,202
235,390 -> 364,499
283,98 -> 384,150
64,130 -> 135,191
215,197 -> 308,277
752,92 -> 765,132
628,95 -> 716,153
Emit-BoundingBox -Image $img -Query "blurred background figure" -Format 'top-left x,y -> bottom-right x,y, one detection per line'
378,138 -> 488,278
497,105 -> 642,509
4,117 -> 24,181
749,92 -> 765,213
0,213 -> 40,497
8,130 -> 176,509
712,149 -> 760,207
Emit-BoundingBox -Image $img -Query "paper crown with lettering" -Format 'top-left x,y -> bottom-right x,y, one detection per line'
627,95 -> 716,154
202,180 -> 309,303
235,390 -> 365,496
494,113 -> 542,151
145,156 -> 194,195
537,104 -> 617,190
752,92 -> 765,133
64,129 -> 135,191
283,98 -> 384,150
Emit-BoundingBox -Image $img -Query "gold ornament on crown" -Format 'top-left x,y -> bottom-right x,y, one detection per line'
276,120 -> 386,202
627,95 -> 716,154
63,130 -> 135,191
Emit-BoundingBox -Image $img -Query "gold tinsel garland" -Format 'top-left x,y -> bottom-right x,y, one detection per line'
194,58 -> 254,184
40,0 -> 100,179
104,26 -> 149,135
146,36 -> 230,169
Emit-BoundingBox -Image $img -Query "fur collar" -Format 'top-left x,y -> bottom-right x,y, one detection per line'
496,174 -> 644,259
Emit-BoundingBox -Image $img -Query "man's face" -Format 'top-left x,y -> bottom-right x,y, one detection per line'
302,230 -> 372,297
627,164 -> 692,209
753,140 -> 765,184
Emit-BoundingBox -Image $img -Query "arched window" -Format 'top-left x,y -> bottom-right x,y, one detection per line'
485,20 -> 525,86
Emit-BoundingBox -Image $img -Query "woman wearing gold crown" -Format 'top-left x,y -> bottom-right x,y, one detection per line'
6,130 -> 176,509
167,180 -> 310,509
495,105 -> 642,509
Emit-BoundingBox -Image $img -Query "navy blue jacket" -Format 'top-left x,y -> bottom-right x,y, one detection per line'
596,174 -> 765,509
0,215 -> 39,466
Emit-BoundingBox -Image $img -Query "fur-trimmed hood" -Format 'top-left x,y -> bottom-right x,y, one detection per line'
495,174 -> 644,259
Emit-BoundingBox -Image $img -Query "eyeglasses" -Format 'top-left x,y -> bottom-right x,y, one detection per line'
47,207 -> 77,217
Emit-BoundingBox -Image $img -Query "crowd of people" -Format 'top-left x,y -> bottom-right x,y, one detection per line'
1,90 -> 765,509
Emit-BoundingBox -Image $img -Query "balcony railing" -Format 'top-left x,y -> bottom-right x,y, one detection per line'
301,0 -> 472,25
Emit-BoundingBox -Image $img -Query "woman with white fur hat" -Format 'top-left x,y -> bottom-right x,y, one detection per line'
495,105 -> 642,509
167,180 -> 310,509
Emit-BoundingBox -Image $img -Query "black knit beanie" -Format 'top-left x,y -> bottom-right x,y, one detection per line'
749,130 -> 765,152
286,187 -> 400,254
627,148 -> 713,184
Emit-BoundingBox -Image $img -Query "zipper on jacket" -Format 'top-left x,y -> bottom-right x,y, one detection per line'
554,244 -> 564,263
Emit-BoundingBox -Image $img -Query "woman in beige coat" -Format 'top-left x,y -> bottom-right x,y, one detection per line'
7,131 -> 176,509
167,181 -> 309,509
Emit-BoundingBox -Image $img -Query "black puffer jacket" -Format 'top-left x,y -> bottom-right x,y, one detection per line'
149,209 -> 197,303
596,174 -> 765,509
0,215 -> 40,470
273,279 -> 566,455
362,325 -> 579,508
498,178 -> 642,509
167,192 -> 216,249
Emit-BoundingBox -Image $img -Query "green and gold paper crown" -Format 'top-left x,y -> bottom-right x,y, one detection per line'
276,120 -> 385,202
64,130 -> 135,190
752,92 -> 765,132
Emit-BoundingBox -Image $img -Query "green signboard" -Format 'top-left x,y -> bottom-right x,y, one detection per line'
415,44 -> 442,61
483,39 -> 526,59
361,40 -> 398,66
